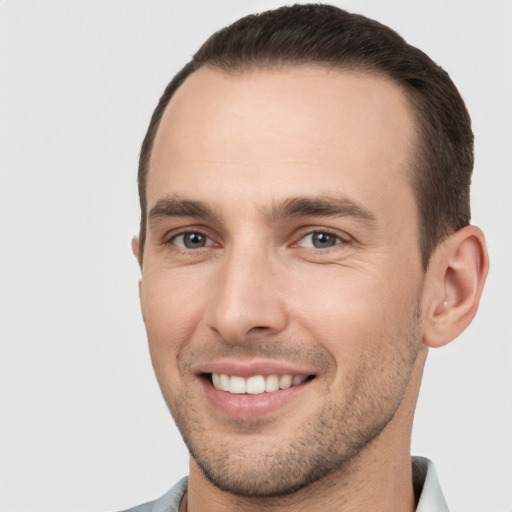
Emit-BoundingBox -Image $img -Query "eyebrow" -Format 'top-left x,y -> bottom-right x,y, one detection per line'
149,196 -> 217,223
267,196 -> 377,224
148,195 -> 377,225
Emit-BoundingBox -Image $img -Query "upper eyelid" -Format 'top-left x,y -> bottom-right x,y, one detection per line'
171,230 -> 211,240
295,233 -> 343,248
163,226 -> 214,241
159,225 -> 352,246
165,231 -> 220,253
293,227 -> 352,242
172,231 -> 215,247
302,231 -> 342,240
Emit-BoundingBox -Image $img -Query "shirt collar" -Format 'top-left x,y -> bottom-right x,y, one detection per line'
413,456 -> 449,512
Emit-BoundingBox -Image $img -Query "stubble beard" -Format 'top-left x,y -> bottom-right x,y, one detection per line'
155,308 -> 422,498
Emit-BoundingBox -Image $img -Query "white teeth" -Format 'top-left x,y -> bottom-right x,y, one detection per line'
265,374 -> 279,392
292,375 -> 307,386
229,376 -> 246,394
219,373 -> 230,392
278,375 -> 292,389
247,375 -> 265,394
212,373 -> 221,389
211,373 -> 309,394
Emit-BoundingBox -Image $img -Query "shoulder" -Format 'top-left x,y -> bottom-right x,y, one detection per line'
117,477 -> 188,512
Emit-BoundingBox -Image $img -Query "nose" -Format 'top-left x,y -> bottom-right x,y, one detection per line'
205,244 -> 288,343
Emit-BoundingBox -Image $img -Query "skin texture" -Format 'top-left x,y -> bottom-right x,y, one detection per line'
134,66 -> 489,512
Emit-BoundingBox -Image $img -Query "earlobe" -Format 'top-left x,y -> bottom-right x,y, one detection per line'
422,226 -> 489,348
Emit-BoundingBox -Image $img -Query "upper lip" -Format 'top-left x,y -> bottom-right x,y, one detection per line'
192,359 -> 314,378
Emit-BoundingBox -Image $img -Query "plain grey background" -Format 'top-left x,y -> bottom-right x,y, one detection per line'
1,1 -> 511,511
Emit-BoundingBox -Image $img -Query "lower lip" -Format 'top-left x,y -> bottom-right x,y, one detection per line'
201,377 -> 312,419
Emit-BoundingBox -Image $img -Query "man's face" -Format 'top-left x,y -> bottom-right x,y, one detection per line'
139,66 -> 426,496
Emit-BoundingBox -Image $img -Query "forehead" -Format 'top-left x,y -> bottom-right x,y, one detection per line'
148,65 -> 417,217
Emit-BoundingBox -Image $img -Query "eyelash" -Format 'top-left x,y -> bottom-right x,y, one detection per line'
165,228 -> 350,252
167,230 -> 216,250
293,229 -> 350,250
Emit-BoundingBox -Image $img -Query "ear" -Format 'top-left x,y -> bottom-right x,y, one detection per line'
421,226 -> 489,348
131,236 -> 142,268
131,236 -> 144,311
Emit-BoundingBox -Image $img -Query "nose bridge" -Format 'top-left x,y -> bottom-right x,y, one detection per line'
207,238 -> 287,342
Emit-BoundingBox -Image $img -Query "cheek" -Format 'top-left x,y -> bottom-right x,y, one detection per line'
291,268 -> 419,364
140,272 -> 206,362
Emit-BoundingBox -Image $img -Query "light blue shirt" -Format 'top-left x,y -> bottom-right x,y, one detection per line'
119,456 -> 448,512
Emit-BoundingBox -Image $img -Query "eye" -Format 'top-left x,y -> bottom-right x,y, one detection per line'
297,231 -> 342,249
172,231 -> 212,249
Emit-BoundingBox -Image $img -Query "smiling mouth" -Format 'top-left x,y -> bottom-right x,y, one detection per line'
208,373 -> 314,395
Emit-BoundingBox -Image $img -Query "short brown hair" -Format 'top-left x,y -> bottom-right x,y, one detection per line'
137,4 -> 473,269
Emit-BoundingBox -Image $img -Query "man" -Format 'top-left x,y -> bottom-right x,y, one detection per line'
125,4 -> 488,511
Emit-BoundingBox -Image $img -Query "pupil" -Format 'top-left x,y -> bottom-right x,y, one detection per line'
313,232 -> 335,248
184,233 -> 205,248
